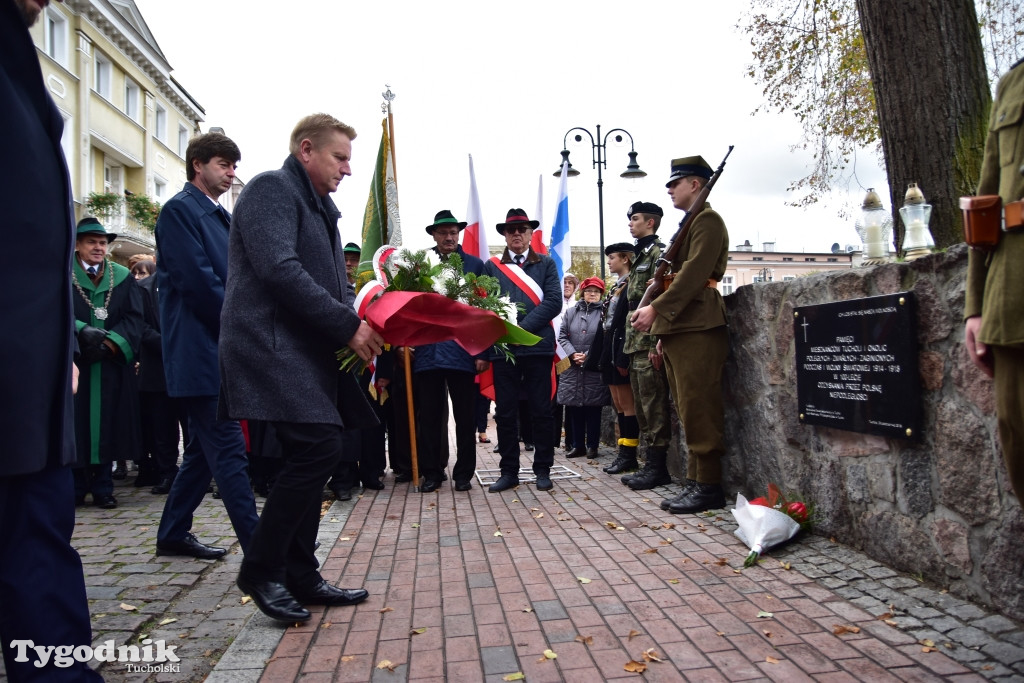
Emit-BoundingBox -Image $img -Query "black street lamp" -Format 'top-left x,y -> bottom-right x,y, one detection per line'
554,125 -> 646,278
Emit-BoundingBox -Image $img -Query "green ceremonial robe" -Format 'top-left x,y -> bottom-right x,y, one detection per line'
71,259 -> 144,466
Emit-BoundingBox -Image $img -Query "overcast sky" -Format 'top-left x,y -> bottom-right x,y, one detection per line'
133,0 -> 889,255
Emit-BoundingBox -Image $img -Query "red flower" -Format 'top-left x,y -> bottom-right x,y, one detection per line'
784,501 -> 808,524
749,497 -> 770,507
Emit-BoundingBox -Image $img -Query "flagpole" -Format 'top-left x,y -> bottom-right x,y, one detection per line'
381,85 -> 418,489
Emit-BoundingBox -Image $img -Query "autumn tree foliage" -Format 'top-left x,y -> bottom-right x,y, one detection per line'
740,0 -> 1021,249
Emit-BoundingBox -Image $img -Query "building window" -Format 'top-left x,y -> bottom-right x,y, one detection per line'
827,257 -> 838,262
94,53 -> 112,100
784,276 -> 796,282
782,257 -> 793,262
178,124 -> 189,157
720,275 -> 734,296
125,78 -> 140,122
752,256 -> 763,261
154,103 -> 167,142
44,7 -> 68,66
153,178 -> 167,202
804,257 -> 817,262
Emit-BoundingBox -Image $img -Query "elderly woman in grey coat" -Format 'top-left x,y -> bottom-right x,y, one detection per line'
557,277 -> 611,458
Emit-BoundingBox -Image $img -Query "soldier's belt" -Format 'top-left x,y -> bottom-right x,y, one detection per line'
960,196 -> 1024,250
644,275 -> 719,290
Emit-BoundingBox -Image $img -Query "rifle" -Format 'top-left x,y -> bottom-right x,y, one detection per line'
635,145 -> 734,310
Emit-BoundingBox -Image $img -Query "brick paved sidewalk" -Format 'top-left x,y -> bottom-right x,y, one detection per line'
209,433 -> 1023,683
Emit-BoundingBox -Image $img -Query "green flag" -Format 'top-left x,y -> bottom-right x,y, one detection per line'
357,119 -> 401,288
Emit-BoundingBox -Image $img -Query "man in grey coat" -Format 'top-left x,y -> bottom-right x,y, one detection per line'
220,113 -> 384,623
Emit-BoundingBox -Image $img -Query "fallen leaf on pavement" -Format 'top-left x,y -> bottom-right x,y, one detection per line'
920,639 -> 935,647
341,655 -> 355,662
884,619 -> 898,626
411,523 -> 420,528
779,561 -> 792,570
660,539 -> 673,545
627,629 -> 641,640
523,607 -> 533,613
575,635 -> 593,645
878,612 -> 893,620
410,627 -> 427,635
240,596 -> 251,605
380,607 -> 394,613
766,655 -> 780,664
668,579 -> 680,584
376,660 -> 396,671
922,646 -> 937,653
534,513 -> 544,518
542,649 -> 557,659
763,630 -> 773,637
662,522 -> 675,529
502,673 -> 525,681
644,548 -> 659,554
624,660 -> 647,673
494,531 -> 503,537
833,625 -> 861,635
321,623 -> 331,629
714,558 -> 728,566
642,648 -> 662,662
606,521 -> 618,529
757,611 -> 773,619
120,603 -> 137,611
577,577 -> 591,584
158,618 -> 176,626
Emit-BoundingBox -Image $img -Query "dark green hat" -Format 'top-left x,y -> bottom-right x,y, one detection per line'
76,216 -> 117,242
627,201 -> 663,218
426,209 -> 467,234
666,156 -> 713,187
343,242 -> 361,254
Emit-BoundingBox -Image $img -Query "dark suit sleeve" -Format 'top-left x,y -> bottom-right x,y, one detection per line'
155,198 -> 225,335
106,277 -> 144,364
519,258 -> 563,333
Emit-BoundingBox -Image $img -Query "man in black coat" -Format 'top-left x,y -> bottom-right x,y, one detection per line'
0,0 -> 102,678
220,113 -> 384,622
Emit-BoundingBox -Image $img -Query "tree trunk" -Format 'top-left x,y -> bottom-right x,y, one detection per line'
855,0 -> 991,251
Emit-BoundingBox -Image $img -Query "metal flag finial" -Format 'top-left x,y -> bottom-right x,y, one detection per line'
381,85 -> 396,114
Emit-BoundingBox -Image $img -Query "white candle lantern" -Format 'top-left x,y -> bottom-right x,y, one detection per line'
899,182 -> 935,261
855,188 -> 893,266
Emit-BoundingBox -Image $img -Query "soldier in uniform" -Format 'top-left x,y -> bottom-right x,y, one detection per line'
632,157 -> 730,514
964,57 -> 1024,502
609,202 -> 676,493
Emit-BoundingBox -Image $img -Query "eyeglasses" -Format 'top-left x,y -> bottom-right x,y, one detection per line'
505,225 -> 531,234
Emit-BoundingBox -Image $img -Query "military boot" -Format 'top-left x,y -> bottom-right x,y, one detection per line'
626,447 -> 671,490
603,444 -> 638,474
660,479 -> 698,510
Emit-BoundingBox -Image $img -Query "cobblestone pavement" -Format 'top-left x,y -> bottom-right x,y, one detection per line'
3,426 -> 1022,682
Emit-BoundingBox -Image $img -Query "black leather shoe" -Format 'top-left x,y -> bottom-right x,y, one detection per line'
668,483 -> 726,515
111,465 -> 127,480
94,494 -> 117,509
133,472 -> 160,487
237,576 -> 310,622
420,479 -> 441,493
565,447 -> 587,458
492,443 -> 500,453
586,448 -> 599,458
394,472 -> 412,483
331,487 -> 352,501
488,474 -> 520,493
151,477 -> 174,494
535,474 -> 553,491
291,580 -> 369,607
604,456 -> 638,474
454,480 -> 472,491
156,532 -> 227,559
362,478 -> 385,490
661,480 -> 699,511
523,442 -> 535,452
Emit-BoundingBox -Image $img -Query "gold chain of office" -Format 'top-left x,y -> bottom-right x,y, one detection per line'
71,258 -> 115,320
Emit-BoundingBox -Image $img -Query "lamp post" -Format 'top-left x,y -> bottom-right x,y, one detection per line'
554,125 -> 646,278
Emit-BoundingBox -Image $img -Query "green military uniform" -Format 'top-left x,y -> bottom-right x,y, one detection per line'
965,57 -> 1024,500
651,202 -> 730,485
624,233 -> 673,453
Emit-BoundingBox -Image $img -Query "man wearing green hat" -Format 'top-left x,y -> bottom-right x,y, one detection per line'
632,156 -> 731,514
71,217 -> 144,509
343,242 -> 361,285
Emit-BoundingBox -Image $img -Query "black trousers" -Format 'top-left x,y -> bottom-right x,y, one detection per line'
415,368 -> 478,484
240,421 -> 348,589
493,355 -> 555,476
140,390 -> 188,479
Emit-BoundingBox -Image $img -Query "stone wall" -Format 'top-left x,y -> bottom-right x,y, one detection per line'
710,244 -> 1024,618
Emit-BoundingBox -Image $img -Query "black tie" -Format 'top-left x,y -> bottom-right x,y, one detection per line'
514,254 -> 525,266
87,266 -> 98,276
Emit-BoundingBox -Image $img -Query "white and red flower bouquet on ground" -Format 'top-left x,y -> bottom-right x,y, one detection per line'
733,483 -> 813,567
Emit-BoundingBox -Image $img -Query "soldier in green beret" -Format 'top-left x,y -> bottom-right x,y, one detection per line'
965,57 -> 1024,502
632,156 -> 731,514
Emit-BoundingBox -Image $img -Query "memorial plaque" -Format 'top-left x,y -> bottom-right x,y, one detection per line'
794,292 -> 920,439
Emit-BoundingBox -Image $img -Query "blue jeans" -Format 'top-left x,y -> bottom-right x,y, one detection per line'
156,395 -> 259,552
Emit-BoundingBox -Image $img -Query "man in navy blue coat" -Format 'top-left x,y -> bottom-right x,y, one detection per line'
155,132 -> 259,559
483,209 -> 562,492
413,211 -> 488,492
0,0 -> 102,678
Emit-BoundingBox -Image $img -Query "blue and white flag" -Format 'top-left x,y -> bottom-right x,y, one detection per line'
549,161 -> 571,282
